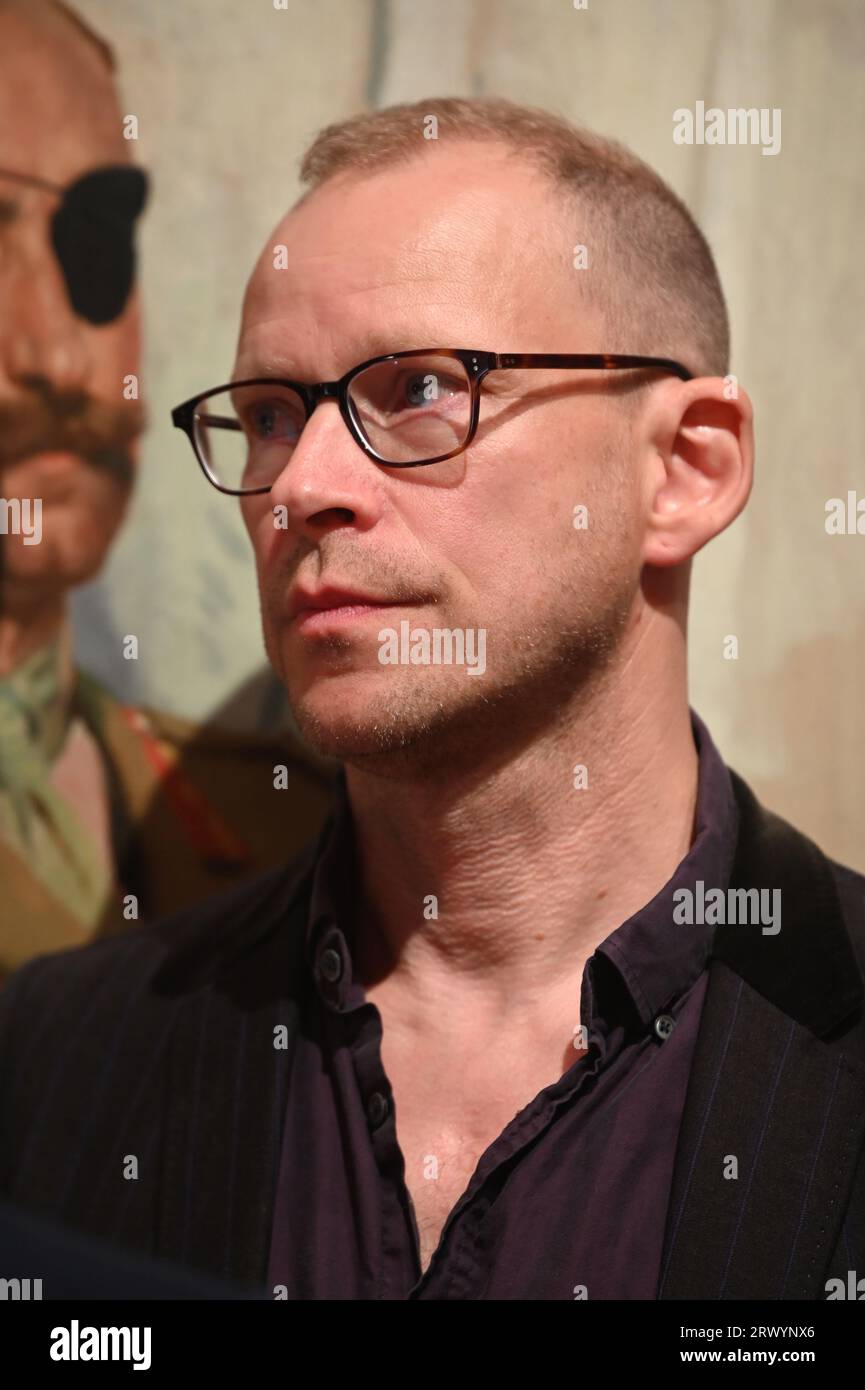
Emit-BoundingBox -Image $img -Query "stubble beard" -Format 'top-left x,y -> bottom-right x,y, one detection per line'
271,577 -> 637,783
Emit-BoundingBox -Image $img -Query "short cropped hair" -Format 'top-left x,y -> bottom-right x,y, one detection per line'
298,96 -> 729,379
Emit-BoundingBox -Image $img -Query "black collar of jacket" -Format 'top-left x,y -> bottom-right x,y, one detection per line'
712,770 -> 863,1036
156,768 -> 864,1039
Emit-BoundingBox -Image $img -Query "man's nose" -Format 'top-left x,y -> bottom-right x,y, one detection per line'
0,252 -> 93,396
268,403 -> 382,538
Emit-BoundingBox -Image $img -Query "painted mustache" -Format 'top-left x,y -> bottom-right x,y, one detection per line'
0,396 -> 145,485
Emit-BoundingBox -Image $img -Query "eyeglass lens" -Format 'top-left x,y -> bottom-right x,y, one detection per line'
192,353 -> 473,490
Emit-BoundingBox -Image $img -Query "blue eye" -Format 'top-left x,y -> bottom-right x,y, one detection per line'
247,401 -> 302,442
401,372 -> 462,408
404,376 -> 425,406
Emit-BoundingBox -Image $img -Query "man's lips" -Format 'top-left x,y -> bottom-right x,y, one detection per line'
292,603 -> 416,635
287,586 -> 425,633
1,448 -> 135,485
14,450 -> 84,472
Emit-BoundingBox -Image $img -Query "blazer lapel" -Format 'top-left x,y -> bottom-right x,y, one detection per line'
659,772 -> 865,1299
139,768 -> 864,1295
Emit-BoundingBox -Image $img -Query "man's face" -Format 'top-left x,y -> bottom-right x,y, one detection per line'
237,143 -> 648,768
0,4 -> 144,605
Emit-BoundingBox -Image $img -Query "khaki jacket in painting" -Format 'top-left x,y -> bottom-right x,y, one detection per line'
0,669 -> 337,983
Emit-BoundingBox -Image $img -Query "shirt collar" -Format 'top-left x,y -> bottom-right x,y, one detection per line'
305,709 -> 740,1023
0,627 -> 77,771
304,763 -> 357,987
592,707 -> 739,1027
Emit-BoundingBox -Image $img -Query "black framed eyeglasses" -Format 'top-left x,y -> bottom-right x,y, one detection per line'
171,348 -> 694,496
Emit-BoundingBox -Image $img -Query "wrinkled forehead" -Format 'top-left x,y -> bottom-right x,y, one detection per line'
0,6 -> 125,181
237,146 -> 592,375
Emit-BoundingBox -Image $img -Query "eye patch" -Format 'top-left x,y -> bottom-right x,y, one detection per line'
50,166 -> 149,325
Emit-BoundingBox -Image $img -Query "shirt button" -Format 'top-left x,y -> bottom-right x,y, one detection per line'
654,1013 -> 676,1041
367,1091 -> 389,1129
319,947 -> 343,984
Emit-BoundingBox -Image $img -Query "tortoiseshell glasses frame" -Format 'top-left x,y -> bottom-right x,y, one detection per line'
171,348 -> 695,496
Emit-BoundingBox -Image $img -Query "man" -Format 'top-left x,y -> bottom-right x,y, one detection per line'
0,0 -> 334,980
0,95 -> 863,1300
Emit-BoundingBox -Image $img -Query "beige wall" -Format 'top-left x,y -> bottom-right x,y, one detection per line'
71,0 -> 865,868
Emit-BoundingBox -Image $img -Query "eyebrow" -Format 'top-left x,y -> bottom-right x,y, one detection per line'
350,327 -> 430,360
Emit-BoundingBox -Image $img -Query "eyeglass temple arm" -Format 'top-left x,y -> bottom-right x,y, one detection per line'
490,353 -> 694,380
171,404 -> 242,433
194,412 -> 242,430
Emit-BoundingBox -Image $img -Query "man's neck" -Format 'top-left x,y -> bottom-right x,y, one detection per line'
345,640 -> 698,1039
0,597 -> 67,677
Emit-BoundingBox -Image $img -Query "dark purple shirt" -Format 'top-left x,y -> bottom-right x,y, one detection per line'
267,710 -> 739,1299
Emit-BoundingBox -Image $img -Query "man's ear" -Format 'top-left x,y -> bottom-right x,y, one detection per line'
641,378 -> 754,568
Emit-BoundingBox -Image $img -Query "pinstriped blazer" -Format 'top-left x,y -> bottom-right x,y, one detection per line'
0,769 -> 863,1299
